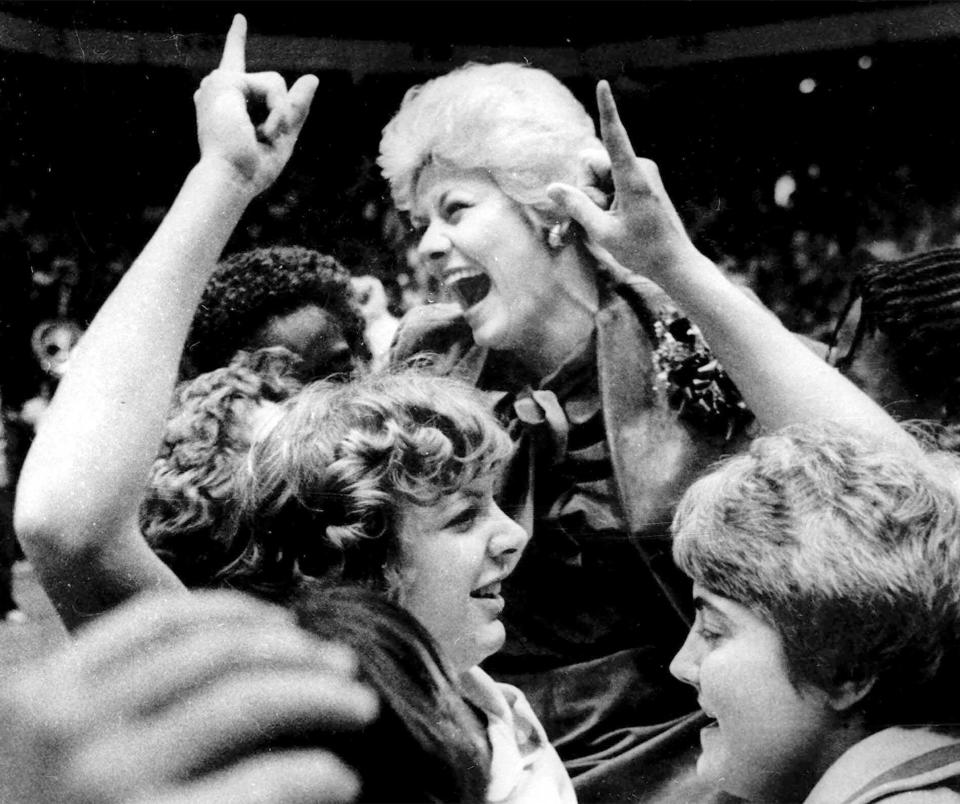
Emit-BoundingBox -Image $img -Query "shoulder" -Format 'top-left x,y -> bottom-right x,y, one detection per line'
808,728 -> 960,804
868,789 -> 960,803
461,669 -> 575,804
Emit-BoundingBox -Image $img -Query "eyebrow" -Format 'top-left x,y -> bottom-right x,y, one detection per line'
410,189 -> 449,229
692,595 -> 723,616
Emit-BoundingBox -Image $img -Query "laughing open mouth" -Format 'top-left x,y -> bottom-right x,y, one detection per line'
444,269 -> 491,310
470,580 -> 502,600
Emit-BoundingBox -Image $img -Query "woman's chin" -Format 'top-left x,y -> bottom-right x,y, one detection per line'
695,750 -> 730,790
466,622 -> 506,669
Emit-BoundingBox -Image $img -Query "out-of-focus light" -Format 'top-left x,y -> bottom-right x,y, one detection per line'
808,163 -> 821,179
799,78 -> 817,94
774,174 -> 796,208
858,55 -> 873,70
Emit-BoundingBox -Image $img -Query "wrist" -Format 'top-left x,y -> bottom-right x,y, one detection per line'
644,239 -> 712,285
191,156 -> 262,204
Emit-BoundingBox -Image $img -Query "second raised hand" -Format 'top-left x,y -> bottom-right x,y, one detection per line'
194,14 -> 319,194
547,81 -> 701,283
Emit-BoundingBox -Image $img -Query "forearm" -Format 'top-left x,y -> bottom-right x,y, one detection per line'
15,159 -> 256,621
652,248 -> 916,450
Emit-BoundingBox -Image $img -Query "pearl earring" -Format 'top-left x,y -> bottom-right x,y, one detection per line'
547,222 -> 569,250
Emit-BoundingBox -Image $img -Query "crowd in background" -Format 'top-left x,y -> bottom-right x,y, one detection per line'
4,150 -> 960,406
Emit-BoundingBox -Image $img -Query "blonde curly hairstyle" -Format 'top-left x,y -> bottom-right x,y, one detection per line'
140,347 -> 302,587
379,62 -> 605,230
226,368 -> 515,600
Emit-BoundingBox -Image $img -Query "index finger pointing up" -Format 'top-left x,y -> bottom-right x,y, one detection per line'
219,13 -> 247,71
596,80 -> 639,182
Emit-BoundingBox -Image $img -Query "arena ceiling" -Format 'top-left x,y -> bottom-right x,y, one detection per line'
2,1 -> 933,46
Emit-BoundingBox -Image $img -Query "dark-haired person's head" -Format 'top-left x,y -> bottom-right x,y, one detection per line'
185,246 -> 370,382
829,247 -> 960,440
293,583 -> 491,803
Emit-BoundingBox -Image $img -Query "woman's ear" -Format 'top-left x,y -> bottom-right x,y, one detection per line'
827,675 -> 877,713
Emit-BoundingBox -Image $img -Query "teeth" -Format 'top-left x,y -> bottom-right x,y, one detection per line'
471,581 -> 502,599
442,267 -> 485,287
442,268 -> 492,310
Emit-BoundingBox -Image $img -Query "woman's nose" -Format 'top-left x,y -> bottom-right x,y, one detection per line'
416,221 -> 451,267
669,629 -> 701,689
487,502 -> 529,562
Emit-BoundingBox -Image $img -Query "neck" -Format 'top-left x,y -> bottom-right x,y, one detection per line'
514,248 -> 599,379
766,719 -> 870,803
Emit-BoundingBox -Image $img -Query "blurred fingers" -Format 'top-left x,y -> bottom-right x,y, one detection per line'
138,750 -> 361,804
69,669 -> 377,796
68,591 -> 293,682
95,624 -> 360,718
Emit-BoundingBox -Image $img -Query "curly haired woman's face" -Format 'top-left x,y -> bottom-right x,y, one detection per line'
411,165 -> 572,355
396,477 -> 529,673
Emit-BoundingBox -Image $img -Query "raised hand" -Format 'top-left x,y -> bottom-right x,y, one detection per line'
547,81 -> 701,283
194,14 -> 319,195
0,591 -> 378,804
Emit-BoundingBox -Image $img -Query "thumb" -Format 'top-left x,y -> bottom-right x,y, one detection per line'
547,182 -> 609,239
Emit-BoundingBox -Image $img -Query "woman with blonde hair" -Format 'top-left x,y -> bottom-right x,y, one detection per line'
382,63 -> 913,799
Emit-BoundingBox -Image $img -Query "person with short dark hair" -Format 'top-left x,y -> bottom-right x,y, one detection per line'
669,422 -> 960,803
185,245 -> 370,383
827,246 -> 960,448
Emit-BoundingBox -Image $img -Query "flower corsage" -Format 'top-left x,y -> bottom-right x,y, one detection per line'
653,313 -> 753,439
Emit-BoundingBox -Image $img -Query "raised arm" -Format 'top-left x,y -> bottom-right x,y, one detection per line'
547,81 -> 917,453
14,15 -> 319,631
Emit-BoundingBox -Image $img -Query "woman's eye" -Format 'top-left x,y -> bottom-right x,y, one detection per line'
695,625 -> 722,645
693,613 -> 724,645
444,201 -> 469,220
447,506 -> 480,531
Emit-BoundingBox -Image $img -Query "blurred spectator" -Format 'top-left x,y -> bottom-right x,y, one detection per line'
350,274 -> 399,370
0,390 -> 24,624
